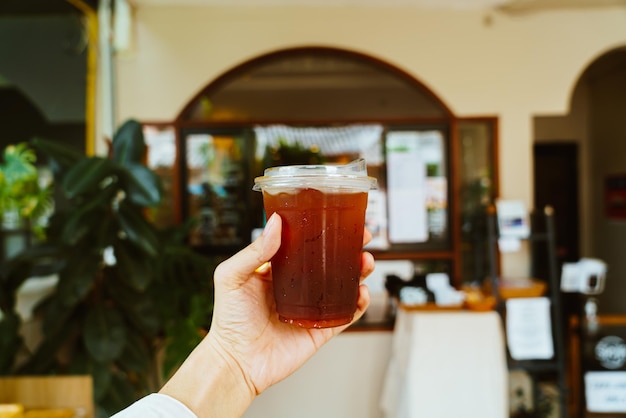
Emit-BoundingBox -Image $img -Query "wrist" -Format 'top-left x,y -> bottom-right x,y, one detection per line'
159,334 -> 256,418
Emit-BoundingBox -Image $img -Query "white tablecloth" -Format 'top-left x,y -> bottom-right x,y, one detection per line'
380,309 -> 508,418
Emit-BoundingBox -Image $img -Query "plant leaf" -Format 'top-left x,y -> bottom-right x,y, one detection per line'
116,332 -> 151,374
99,372 -> 137,416
112,120 -> 146,167
161,295 -> 210,379
36,295 -> 74,338
56,253 -> 100,307
68,350 -> 112,401
17,312 -> 77,374
117,201 -> 160,257
104,276 -> 160,337
60,206 -> 106,246
164,217 -> 199,243
0,313 -> 23,374
123,163 -> 162,207
0,255 -> 35,313
1,142 -> 37,184
114,241 -> 154,291
62,157 -> 116,199
59,182 -> 117,246
84,305 -> 127,363
31,137 -> 83,178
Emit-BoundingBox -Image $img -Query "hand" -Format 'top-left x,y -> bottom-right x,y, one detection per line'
209,212 -> 374,395
160,212 -> 375,418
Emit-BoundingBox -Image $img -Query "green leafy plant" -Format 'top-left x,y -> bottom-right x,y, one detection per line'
0,142 -> 53,236
0,120 -> 217,417
263,138 -> 325,167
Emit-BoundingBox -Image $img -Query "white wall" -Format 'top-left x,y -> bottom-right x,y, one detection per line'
115,5 -> 626,277
116,6 -> 626,120
243,331 -> 393,418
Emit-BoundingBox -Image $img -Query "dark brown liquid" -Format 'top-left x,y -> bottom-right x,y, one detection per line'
263,188 -> 368,328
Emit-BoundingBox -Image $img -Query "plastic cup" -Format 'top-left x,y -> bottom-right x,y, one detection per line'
253,158 -> 377,328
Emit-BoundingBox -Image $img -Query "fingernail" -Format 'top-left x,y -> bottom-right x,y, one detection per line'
260,213 -> 279,262
255,261 -> 271,274
263,213 -> 277,238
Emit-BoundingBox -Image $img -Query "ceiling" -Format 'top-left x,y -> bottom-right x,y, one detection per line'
129,0 -> 626,12
1,0 -> 622,15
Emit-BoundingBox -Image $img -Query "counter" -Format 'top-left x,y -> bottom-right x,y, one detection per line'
380,308 -> 508,418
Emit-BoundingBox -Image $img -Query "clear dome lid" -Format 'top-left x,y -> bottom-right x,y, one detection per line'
253,158 -> 377,192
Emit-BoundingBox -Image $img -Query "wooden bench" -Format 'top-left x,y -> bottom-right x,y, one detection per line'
0,376 -> 93,418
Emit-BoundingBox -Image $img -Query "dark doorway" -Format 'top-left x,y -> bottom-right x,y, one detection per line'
533,142 -> 580,267
533,142 -> 582,359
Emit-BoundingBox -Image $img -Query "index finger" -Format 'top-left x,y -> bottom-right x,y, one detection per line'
214,213 -> 282,288
363,227 -> 372,246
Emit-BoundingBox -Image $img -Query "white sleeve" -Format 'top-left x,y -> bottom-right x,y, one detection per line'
111,393 -> 197,418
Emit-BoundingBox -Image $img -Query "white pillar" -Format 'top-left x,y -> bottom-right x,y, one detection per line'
96,0 -> 115,155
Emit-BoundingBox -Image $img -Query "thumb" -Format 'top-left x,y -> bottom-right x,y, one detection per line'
214,213 -> 282,288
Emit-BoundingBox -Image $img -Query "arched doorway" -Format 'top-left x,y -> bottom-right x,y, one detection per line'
146,46 -> 499,285
534,46 -> 626,314
533,44 -> 626,418
176,47 -> 453,123
583,47 -> 626,314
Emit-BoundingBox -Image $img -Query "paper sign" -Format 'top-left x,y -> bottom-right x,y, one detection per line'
386,132 -> 428,243
365,189 -> 390,250
506,297 -> 554,360
496,199 -> 530,238
585,371 -> 626,412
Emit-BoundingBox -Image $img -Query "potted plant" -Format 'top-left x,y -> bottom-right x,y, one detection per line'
0,142 -> 53,238
0,120 -> 217,417
263,137 -> 325,168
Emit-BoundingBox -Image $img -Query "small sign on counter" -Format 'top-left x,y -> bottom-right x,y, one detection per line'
505,297 -> 554,360
585,371 -> 626,413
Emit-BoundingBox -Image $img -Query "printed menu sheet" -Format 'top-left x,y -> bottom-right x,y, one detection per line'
505,297 -> 554,360
386,132 -> 428,243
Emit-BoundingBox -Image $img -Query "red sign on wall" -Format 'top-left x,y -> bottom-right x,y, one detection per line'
605,174 -> 626,220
